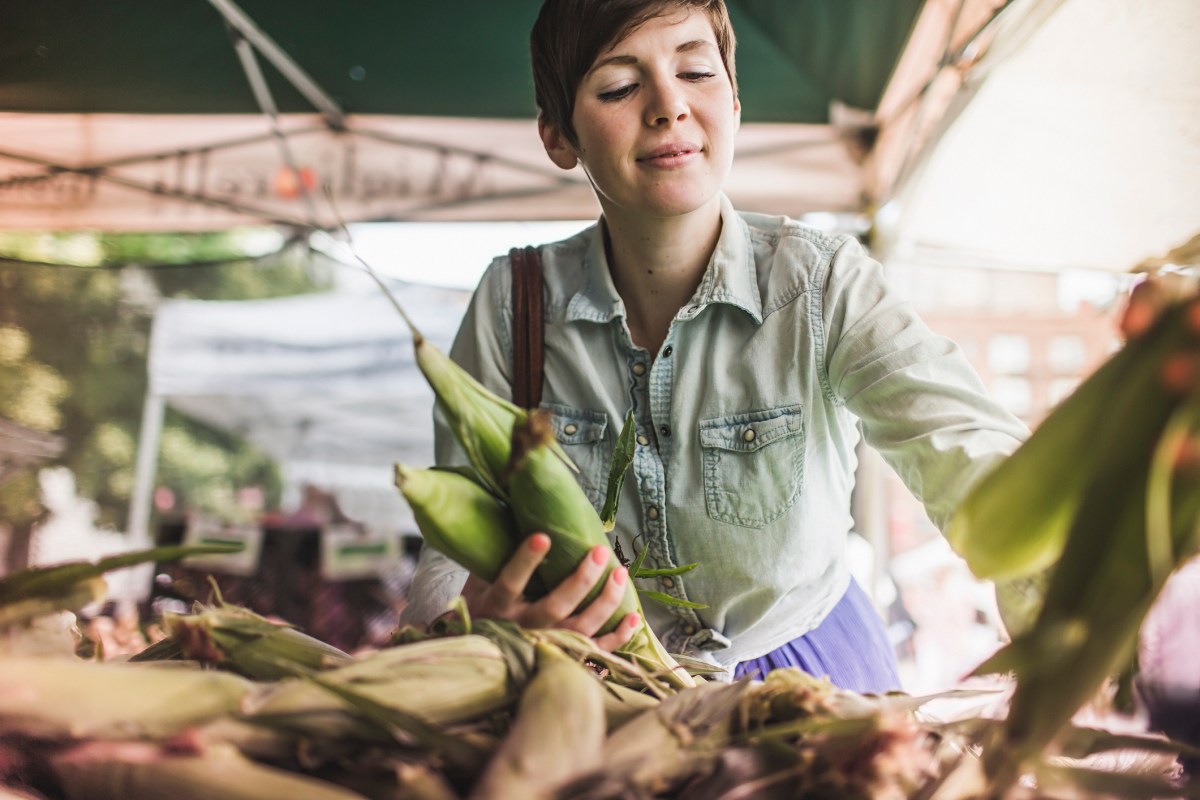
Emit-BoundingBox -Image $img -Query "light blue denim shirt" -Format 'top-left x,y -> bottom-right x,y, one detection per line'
401,194 -> 1028,669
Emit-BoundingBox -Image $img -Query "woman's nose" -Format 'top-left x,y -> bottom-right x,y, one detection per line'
644,78 -> 689,126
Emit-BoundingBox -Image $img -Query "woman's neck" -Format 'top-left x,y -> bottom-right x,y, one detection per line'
603,199 -> 723,354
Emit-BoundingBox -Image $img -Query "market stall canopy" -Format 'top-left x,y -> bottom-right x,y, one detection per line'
0,0 -> 923,229
146,282 -> 471,533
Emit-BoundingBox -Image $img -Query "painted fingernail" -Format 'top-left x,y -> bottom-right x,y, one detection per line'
613,566 -> 628,585
528,534 -> 551,554
625,613 -> 640,628
590,545 -> 607,565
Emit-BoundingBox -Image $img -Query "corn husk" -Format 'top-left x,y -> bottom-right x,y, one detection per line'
246,634 -> 515,736
48,740 -> 367,800
156,602 -> 353,681
469,642 -> 606,800
0,656 -> 251,740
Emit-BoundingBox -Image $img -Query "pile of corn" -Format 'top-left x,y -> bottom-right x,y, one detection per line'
1,553 -> 1196,797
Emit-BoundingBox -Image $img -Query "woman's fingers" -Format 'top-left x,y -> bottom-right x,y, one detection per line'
488,533 -> 551,603
523,544 -> 610,626
593,612 -> 641,652
559,564 -> 630,636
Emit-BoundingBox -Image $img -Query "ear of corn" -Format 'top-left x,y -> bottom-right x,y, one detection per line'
0,575 -> 107,629
395,464 -> 520,584
505,412 -> 696,689
413,333 -> 572,494
48,740 -> 368,800
946,303 -> 1196,581
965,299 -> 1200,788
160,603 -> 353,681
0,543 -> 241,624
245,634 -> 516,732
468,642 -> 606,800
0,657 -> 251,740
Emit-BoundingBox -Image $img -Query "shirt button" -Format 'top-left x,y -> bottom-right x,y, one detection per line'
564,423 -> 578,435
681,623 -> 697,636
659,576 -> 675,588
636,434 -> 650,447
646,506 -> 659,520
659,425 -> 671,437
742,427 -> 756,443
662,345 -> 673,358
632,362 -> 646,376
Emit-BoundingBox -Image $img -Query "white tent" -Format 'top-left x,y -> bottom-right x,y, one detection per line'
133,282 -> 471,537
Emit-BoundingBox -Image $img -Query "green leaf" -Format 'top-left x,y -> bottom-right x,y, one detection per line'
600,410 -> 637,532
639,590 -> 708,610
0,542 -> 243,605
632,562 -> 700,579
1035,762 -> 1200,799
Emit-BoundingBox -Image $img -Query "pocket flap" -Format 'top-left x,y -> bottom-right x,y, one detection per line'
699,404 -> 804,453
542,403 -> 609,445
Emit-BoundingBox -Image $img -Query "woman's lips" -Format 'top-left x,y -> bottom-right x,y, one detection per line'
638,143 -> 701,167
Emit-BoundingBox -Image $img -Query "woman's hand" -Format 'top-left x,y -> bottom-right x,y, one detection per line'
458,533 -> 641,652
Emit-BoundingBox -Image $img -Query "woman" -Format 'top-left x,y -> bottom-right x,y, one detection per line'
400,0 -> 1028,693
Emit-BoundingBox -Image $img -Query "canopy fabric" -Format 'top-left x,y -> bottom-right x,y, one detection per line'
1,1 -> 920,122
0,0 -> 924,229
0,113 -> 863,229
147,284 -> 470,533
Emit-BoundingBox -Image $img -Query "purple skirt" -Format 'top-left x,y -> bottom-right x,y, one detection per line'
734,578 -> 902,694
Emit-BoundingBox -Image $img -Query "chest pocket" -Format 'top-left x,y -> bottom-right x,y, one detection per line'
699,404 -> 805,528
542,403 -> 609,511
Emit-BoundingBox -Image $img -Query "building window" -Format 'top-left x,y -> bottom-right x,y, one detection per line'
1048,335 -> 1086,374
988,335 -> 1031,375
991,377 -> 1033,417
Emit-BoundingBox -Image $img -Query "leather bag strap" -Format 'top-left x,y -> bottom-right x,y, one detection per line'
509,245 -> 545,410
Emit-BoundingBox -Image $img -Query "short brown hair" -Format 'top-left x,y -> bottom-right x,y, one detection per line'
531,0 -> 738,148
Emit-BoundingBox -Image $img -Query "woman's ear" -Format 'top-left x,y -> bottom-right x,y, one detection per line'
733,95 -> 742,131
538,118 -> 580,171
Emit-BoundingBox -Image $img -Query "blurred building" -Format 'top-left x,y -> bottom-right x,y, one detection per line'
873,261 -> 1125,690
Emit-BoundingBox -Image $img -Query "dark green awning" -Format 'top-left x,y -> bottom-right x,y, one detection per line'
1,0 -> 923,123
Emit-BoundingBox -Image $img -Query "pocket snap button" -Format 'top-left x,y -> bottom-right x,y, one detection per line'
564,423 -> 578,435
742,427 -> 756,443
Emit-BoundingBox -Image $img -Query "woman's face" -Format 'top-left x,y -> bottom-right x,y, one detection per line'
542,9 -> 740,223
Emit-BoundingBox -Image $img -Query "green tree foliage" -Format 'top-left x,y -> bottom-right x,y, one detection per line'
0,230 -> 333,536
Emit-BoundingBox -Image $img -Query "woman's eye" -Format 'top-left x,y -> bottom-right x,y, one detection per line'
680,71 -> 716,82
598,84 -> 637,102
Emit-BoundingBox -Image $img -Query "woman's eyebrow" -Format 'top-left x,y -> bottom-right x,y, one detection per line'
589,39 -> 717,73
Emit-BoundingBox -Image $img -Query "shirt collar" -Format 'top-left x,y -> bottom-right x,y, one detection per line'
566,194 -> 763,326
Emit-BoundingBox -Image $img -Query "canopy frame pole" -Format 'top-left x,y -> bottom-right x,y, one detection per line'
205,0 -> 346,130
228,28 -> 322,228
128,393 -> 166,545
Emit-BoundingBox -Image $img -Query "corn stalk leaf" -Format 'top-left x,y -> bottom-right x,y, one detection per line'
1035,762 -> 1200,799
302,671 -> 489,778
632,562 -> 700,578
639,590 -> 708,610
600,410 -> 637,532
0,543 -> 242,606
